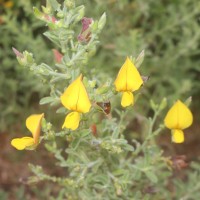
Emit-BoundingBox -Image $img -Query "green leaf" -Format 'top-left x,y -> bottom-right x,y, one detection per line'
98,12 -> 106,31
56,107 -> 66,113
123,144 -> 134,152
144,171 -> 158,183
71,138 -> 81,150
48,0 -> 61,11
40,96 -> 54,105
135,50 -> 145,68
43,32 -> 61,47
33,7 -> 44,19
150,99 -> 158,111
184,96 -> 192,107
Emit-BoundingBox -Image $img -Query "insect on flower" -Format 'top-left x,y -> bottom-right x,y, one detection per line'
60,74 -> 91,130
164,100 -> 193,143
114,57 -> 143,107
11,113 -> 44,150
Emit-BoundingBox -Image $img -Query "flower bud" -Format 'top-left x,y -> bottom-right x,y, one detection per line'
41,5 -> 52,14
65,0 -> 75,9
73,6 -> 85,23
12,48 -> 35,66
98,13 -> 106,31
33,7 -> 44,20
150,99 -> 158,111
78,17 -> 93,43
52,49 -> 63,63
159,97 -> 167,111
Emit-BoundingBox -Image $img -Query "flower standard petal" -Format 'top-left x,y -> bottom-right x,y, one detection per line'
60,74 -> 91,113
26,113 -> 44,144
11,137 -> 35,150
164,100 -> 193,130
121,92 -> 134,107
76,80 -> 91,113
62,111 -> 80,130
61,75 -> 91,130
114,57 -> 143,92
171,129 -> 184,143
61,75 -> 82,111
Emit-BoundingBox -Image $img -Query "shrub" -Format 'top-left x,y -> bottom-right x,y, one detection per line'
9,0 -> 200,199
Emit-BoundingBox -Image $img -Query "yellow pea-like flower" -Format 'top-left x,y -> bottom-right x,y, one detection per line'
164,100 -> 193,143
11,113 -> 44,150
114,57 -> 143,107
60,74 -> 91,130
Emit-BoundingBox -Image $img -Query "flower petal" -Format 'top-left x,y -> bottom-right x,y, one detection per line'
61,75 -> 91,113
62,112 -> 80,130
11,137 -> 35,150
171,129 -> 184,143
26,113 -> 44,144
121,92 -> 134,107
114,57 -> 143,92
78,17 -> 93,42
164,100 -> 193,130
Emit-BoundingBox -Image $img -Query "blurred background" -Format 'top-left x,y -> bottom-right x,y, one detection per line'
0,0 -> 200,199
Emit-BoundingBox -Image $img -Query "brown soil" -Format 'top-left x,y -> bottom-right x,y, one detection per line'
0,131 -> 64,199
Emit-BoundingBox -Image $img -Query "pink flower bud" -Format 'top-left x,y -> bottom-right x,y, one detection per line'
44,14 -> 58,23
12,47 -> 23,58
52,49 -> 63,63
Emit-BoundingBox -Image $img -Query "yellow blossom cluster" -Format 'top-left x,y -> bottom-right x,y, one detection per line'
11,57 -> 194,150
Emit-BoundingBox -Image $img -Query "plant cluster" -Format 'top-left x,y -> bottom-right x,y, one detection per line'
9,0 -> 200,199
81,0 -> 200,110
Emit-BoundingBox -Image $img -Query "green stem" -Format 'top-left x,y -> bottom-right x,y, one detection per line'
135,110 -> 161,155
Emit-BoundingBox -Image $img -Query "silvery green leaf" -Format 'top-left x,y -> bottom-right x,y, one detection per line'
135,50 -> 145,68
40,96 -> 54,105
144,171 -> 158,183
98,12 -> 106,31
56,107 -> 66,113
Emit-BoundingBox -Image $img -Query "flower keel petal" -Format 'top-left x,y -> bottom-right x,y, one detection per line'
11,137 -> 35,150
62,112 -> 80,130
121,92 -> 134,107
171,129 -> 184,143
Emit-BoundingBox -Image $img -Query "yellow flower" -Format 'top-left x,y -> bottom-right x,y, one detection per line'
114,57 -> 143,107
0,0 -> 13,8
60,74 -> 91,130
11,113 -> 44,150
164,100 -> 193,143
